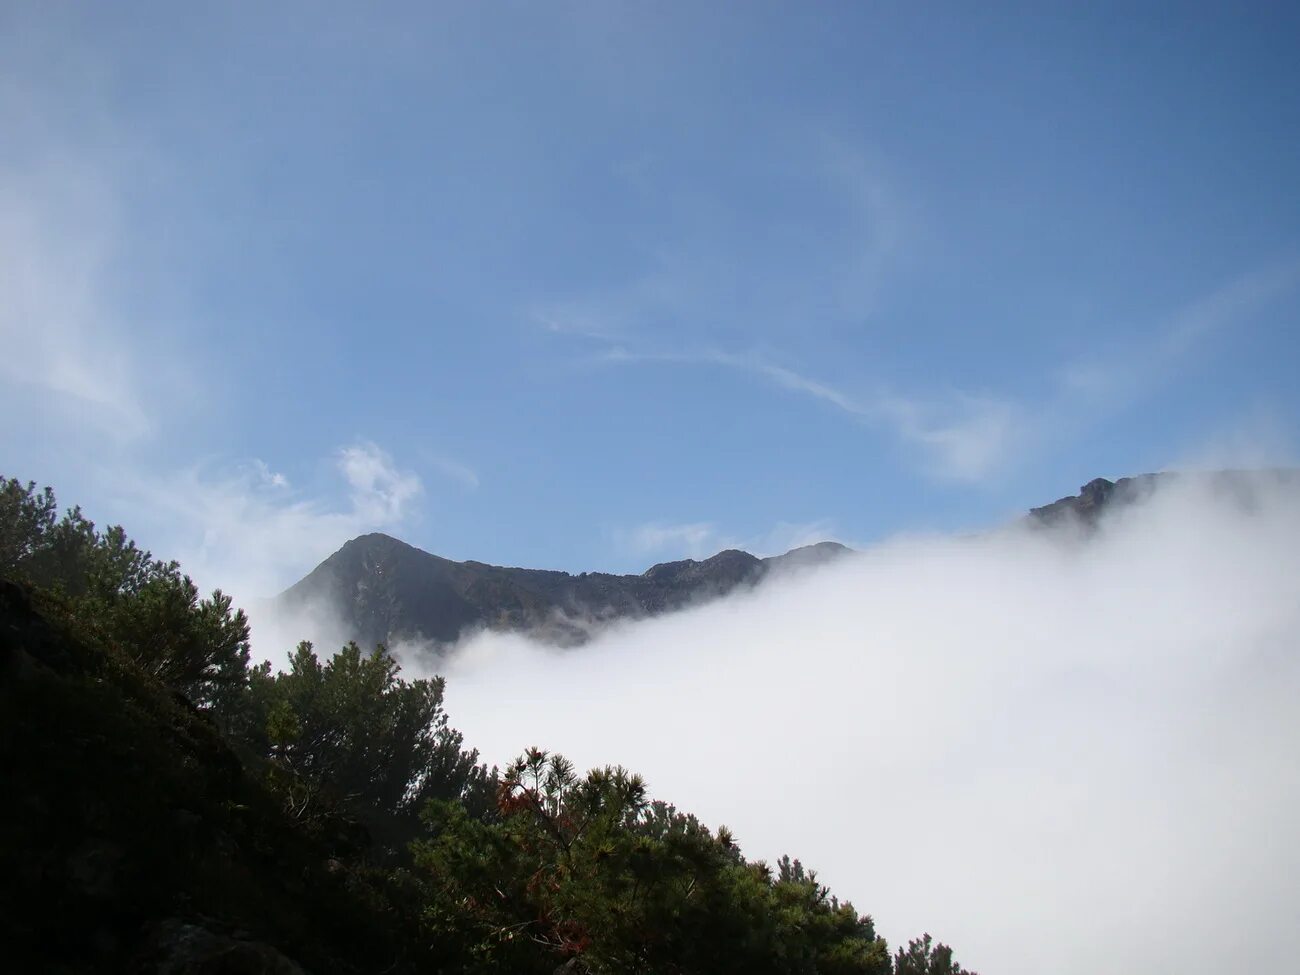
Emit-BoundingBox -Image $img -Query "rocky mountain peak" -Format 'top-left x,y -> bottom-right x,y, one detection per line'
273,536 -> 849,653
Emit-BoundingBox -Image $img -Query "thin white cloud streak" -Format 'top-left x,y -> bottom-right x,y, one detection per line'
603,347 -> 1024,483
1173,411 -> 1299,474
534,308 -> 630,343
614,518 -> 841,562
536,133 -> 907,343
818,135 -> 909,318
553,187 -> 1297,484
1160,254 -> 1300,356
0,55 -> 203,446
425,455 -> 481,492
615,521 -> 721,559
597,252 -> 1299,487
529,132 -> 1021,483
749,519 -> 840,557
0,147 -> 152,438
434,474 -> 1300,975
733,354 -> 867,417
1058,255 -> 1300,403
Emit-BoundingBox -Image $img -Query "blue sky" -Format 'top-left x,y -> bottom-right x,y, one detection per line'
3,1 -> 1299,596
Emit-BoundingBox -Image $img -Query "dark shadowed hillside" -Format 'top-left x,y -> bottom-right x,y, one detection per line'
274,470 -> 1300,654
0,579 -> 437,974
3,474 -> 973,974
1027,469 -> 1300,529
273,535 -> 852,651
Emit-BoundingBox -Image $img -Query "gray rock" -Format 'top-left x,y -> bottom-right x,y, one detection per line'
139,919 -> 308,975
271,534 -> 852,652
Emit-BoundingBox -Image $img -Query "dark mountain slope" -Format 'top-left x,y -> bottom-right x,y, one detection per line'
1027,469 -> 1300,529
274,536 -> 851,651
1027,474 -> 1165,526
275,469 -> 1300,653
0,581 -> 430,973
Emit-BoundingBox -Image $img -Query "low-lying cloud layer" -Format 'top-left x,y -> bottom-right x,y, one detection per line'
425,474 -> 1300,975
97,442 -> 425,668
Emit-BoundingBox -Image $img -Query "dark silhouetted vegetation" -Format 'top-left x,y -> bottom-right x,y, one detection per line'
1,475 -> 978,973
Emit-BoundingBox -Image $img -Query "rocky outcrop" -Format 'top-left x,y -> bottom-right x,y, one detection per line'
1027,470 -> 1300,529
137,919 -> 308,975
272,536 -> 852,652
274,470 -> 1300,653
1027,474 -> 1164,527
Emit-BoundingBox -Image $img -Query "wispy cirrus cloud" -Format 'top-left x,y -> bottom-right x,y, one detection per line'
701,352 -> 1026,484
577,253 -> 1300,487
526,131 -> 1025,484
425,455 -> 481,492
818,135 -> 910,318
0,50 -> 203,445
615,521 -> 721,560
614,517 -> 843,564
0,145 -> 153,438
1058,254 -> 1300,403
602,346 -> 1025,484
534,306 -> 631,343
107,442 -> 425,609
0,51 -> 439,630
531,133 -> 909,346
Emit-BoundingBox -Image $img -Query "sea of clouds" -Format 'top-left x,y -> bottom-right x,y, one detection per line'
411,474 -> 1300,975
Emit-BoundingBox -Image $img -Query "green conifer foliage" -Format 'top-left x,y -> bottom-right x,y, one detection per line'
247,639 -> 493,856
3,474 -> 979,974
894,933 -> 978,975
0,476 -> 250,713
414,748 -> 894,974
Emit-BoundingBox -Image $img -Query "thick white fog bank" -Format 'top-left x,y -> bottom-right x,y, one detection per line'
431,476 -> 1300,975
247,594 -> 352,670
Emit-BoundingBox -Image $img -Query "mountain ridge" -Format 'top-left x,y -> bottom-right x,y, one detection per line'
273,469 -> 1300,653
274,533 -> 852,651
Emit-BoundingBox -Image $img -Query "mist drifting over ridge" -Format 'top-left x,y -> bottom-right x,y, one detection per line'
398,471 -> 1300,975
